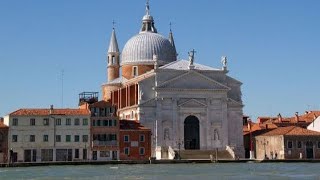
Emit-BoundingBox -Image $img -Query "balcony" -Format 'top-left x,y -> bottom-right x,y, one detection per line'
93,140 -> 118,146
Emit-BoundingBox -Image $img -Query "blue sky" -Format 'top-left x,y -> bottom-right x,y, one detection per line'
0,0 -> 320,119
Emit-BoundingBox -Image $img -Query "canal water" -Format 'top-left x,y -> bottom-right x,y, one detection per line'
0,163 -> 319,180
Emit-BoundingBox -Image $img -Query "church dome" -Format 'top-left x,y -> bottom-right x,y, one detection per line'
121,32 -> 177,66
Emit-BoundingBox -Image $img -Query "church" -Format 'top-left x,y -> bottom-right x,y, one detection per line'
102,2 -> 244,158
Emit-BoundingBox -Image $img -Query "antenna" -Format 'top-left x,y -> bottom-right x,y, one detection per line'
61,69 -> 64,108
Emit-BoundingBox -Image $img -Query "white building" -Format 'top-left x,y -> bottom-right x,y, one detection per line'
102,2 -> 244,158
4,106 -> 90,162
307,116 -> 320,132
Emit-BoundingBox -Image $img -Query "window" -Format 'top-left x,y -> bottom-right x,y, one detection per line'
97,120 -> 101,126
103,120 -> 108,126
30,118 -> 35,126
124,147 -> 130,155
83,135 -> 88,142
74,135 -> 80,142
12,135 -> 18,142
109,120 -> 112,127
113,119 -> 117,127
43,135 -> 49,142
297,141 -> 302,148
56,135 -> 61,142
112,56 -> 115,64
43,118 -> 49,126
124,135 -> 129,142
30,135 -> 35,142
12,118 -> 18,126
66,135 -> 71,142
75,149 -> 79,159
131,111 -> 134,119
92,120 -> 96,126
74,118 -> 80,126
139,134 -> 145,142
287,141 -> 293,149
139,147 -> 145,155
83,118 -> 88,126
55,118 -> 61,126
132,66 -> 138,77
66,118 -> 71,125
318,142 -> 320,149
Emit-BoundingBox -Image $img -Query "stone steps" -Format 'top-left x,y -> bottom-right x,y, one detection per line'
177,150 -> 233,160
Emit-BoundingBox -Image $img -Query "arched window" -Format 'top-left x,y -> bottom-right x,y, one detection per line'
132,66 -> 138,77
112,56 -> 115,64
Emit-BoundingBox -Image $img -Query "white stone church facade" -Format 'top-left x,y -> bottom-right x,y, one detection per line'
102,2 -> 244,158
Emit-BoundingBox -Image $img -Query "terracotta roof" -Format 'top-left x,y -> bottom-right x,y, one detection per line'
10,108 -> 90,116
243,121 -> 277,135
120,120 -> 150,130
281,111 -> 320,123
259,126 -> 320,136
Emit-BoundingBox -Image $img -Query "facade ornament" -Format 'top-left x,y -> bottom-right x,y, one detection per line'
146,0 -> 150,15
221,56 -> 227,70
188,49 -> 196,69
213,129 -> 219,140
164,128 -> 170,140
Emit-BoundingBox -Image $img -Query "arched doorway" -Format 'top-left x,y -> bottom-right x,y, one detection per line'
184,115 -> 200,150
306,141 -> 314,159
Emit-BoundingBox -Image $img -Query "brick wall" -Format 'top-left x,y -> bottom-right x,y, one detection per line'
122,65 -> 154,80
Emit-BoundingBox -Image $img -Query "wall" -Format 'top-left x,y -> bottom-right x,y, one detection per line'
255,135 -> 284,160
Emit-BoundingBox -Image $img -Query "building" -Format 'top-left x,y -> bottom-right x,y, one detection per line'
243,120 -> 277,159
255,126 -> 320,159
0,117 -> 9,163
102,2 -> 244,158
3,106 -> 90,162
89,100 -> 119,160
119,120 -> 151,160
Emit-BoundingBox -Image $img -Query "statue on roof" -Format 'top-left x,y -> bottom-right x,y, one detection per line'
188,49 -> 196,66
221,56 -> 227,69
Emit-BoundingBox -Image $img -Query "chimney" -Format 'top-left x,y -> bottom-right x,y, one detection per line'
295,112 -> 299,122
0,117 -> 3,124
50,105 -> 54,115
277,113 -> 282,122
314,114 -> 318,120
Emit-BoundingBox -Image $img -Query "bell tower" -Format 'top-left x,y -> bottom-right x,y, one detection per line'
107,25 -> 120,82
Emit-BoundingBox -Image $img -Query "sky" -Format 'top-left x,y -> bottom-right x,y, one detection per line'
0,0 -> 320,119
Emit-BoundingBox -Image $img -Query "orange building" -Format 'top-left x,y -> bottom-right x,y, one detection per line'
89,100 -> 120,160
119,120 -> 151,160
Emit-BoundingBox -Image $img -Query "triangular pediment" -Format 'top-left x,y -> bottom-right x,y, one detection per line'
157,70 -> 230,91
178,99 -> 207,107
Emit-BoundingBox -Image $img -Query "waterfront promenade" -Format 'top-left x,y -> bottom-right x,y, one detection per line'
2,159 -> 320,168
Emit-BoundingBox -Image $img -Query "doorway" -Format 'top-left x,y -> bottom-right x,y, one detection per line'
184,115 -> 200,150
306,141 -> 314,159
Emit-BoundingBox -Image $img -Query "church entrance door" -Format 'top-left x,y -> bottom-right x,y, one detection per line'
184,115 -> 200,150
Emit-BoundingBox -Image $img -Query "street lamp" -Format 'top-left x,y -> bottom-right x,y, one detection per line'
176,138 -> 183,160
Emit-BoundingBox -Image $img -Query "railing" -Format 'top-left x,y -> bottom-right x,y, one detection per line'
93,140 -> 118,146
168,146 -> 175,160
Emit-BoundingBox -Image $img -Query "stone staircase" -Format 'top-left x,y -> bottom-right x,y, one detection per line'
176,150 -> 233,160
